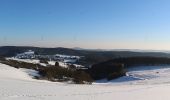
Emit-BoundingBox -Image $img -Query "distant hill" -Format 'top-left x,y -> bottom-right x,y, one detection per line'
1,46 -> 170,65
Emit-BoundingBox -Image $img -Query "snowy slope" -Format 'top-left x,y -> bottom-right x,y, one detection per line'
96,66 -> 170,85
0,63 -> 34,81
1,63 -> 170,100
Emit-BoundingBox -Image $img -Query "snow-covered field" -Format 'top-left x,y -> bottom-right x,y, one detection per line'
1,63 -> 170,100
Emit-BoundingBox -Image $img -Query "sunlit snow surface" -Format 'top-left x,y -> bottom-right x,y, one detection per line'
1,63 -> 170,100
96,66 -> 170,85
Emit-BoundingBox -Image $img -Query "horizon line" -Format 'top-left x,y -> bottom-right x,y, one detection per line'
1,45 -> 170,53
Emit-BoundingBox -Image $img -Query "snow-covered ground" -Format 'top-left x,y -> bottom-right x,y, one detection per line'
1,63 -> 170,100
6,58 -> 40,64
96,66 -> 170,85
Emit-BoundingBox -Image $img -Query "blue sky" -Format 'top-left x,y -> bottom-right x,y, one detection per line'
0,0 -> 170,50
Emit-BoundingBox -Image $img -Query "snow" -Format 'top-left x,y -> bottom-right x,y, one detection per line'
20,68 -> 41,78
6,57 -> 40,64
0,63 -> 34,81
55,54 -> 81,59
23,50 -> 35,55
48,61 -> 68,68
15,50 -> 35,59
48,61 -> 56,65
7,57 -> 69,68
96,66 -> 170,85
1,63 -> 170,100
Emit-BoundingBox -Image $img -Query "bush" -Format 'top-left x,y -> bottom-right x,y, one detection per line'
55,62 -> 59,66
73,71 -> 93,84
107,70 -> 126,81
1,59 -> 43,70
0,56 -> 6,61
39,66 -> 93,84
88,62 -> 125,80
39,59 -> 48,64
68,64 -> 76,69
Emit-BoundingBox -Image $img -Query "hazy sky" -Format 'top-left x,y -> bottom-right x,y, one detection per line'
0,0 -> 170,50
